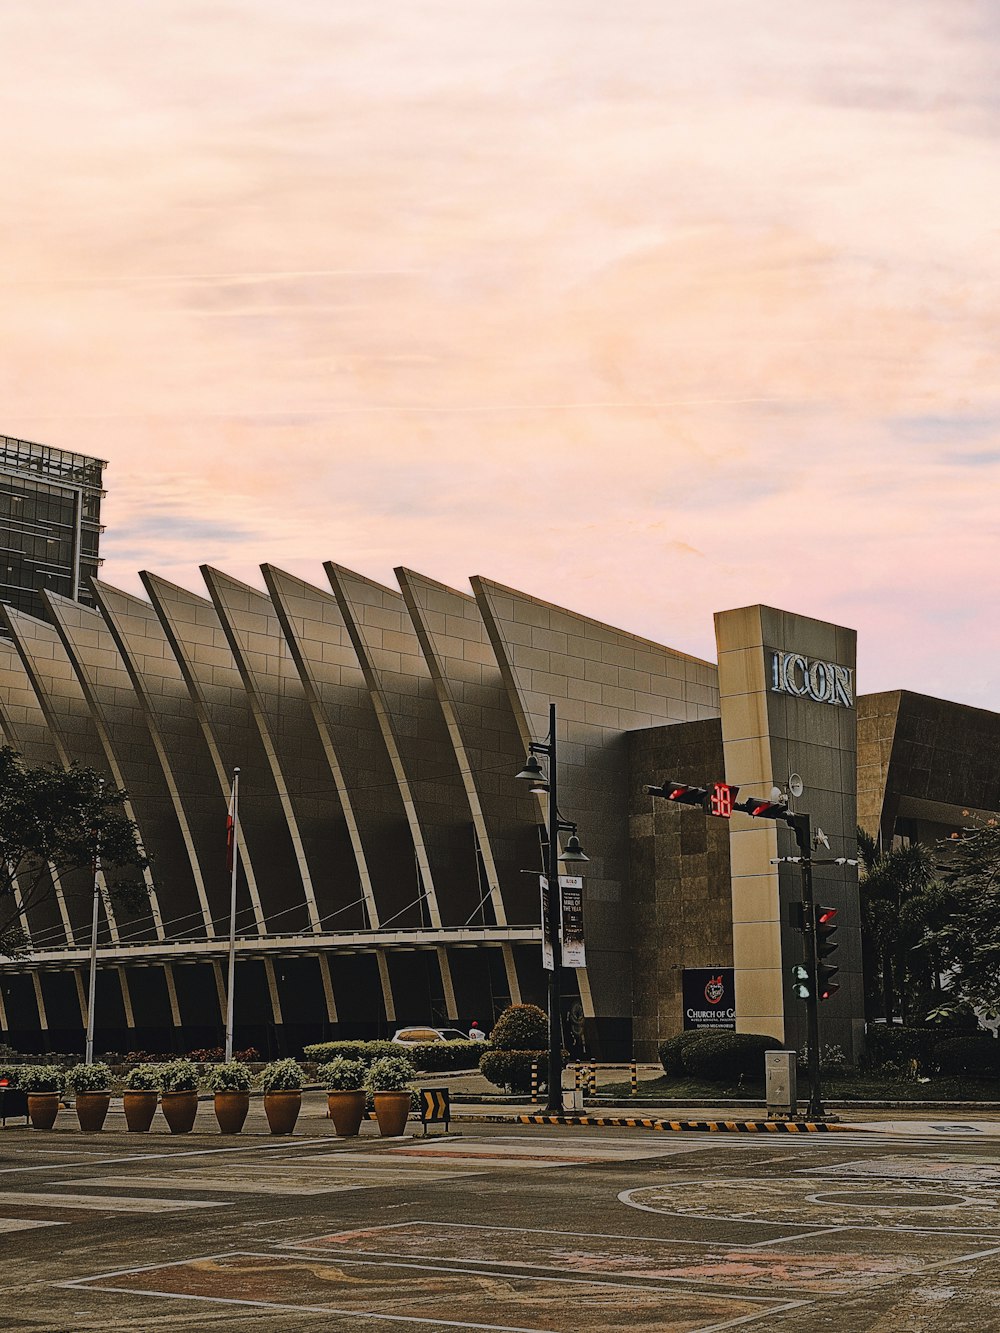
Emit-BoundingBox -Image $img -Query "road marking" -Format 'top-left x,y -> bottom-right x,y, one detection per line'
0,1217 -> 61,1232
53,1173 -> 369,1196
63,1249 -> 800,1331
8,1190 -> 225,1212
0,1136 -> 332,1175
619,1179 -> 1000,1234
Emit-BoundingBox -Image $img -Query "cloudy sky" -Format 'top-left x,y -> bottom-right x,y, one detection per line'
1,2 -> 997,703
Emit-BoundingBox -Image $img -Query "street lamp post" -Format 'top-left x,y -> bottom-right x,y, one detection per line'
516,703 -> 588,1114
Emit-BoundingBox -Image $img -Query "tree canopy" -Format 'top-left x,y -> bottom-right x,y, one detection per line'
921,821 -> 1000,1020
0,746 -> 150,955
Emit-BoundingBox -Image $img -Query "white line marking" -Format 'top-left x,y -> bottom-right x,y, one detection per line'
746,1227 -> 846,1247
690,1302 -> 809,1333
10,1191 -> 225,1212
617,1185 -> 1000,1236
67,1247 -> 790,1306
59,1284 -> 552,1332
0,1136 -> 332,1175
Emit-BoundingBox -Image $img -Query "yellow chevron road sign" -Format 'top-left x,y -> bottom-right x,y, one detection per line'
420,1086 -> 451,1134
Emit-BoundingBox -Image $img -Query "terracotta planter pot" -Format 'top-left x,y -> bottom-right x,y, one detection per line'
75,1090 -> 111,1132
327,1089 -> 365,1137
263,1090 -> 301,1135
27,1092 -> 59,1131
214,1090 -> 250,1134
373,1090 -> 411,1138
160,1090 -> 199,1134
123,1091 -> 158,1133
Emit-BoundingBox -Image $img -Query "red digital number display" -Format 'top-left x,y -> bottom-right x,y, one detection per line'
708,782 -> 735,818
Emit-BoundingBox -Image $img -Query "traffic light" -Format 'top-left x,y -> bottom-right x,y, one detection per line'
814,904 -> 839,999
737,795 -> 788,820
643,781 -> 710,809
791,964 -> 811,1000
643,780 -> 740,817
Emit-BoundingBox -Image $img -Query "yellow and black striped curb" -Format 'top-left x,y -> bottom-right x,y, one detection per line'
451,1112 -> 857,1132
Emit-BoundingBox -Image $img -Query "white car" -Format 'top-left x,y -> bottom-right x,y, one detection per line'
391,1026 -> 472,1045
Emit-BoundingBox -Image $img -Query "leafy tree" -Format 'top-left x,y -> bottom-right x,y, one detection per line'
857,827 -> 939,1024
0,746 -> 150,955
921,821 -> 1000,1019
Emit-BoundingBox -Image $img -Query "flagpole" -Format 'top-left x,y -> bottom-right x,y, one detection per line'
224,767 -> 240,1063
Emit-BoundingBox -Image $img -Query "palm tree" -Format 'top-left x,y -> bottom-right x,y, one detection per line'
857,827 -> 937,1024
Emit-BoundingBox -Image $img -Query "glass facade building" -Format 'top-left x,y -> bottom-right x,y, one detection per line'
0,435 -> 106,624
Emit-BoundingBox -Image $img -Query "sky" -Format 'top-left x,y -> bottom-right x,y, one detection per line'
1,1 -> 998,704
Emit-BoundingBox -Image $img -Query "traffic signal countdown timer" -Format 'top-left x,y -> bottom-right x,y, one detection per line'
643,781 -> 740,817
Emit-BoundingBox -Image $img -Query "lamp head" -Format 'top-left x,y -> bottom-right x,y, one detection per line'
561,833 -> 589,863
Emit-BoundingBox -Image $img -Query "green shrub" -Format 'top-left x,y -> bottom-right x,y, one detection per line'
658,1030 -> 712,1076
364,1055 -> 415,1092
489,1004 -> 548,1052
302,1040 -> 398,1063
259,1059 -> 304,1092
122,1063 -> 162,1092
203,1061 -> 253,1093
479,1049 -> 550,1093
159,1059 -> 199,1093
19,1065 -> 62,1093
64,1062 -> 111,1094
933,1034 -> 1000,1078
866,1025 -> 939,1069
317,1057 -> 367,1090
406,1041 -> 486,1072
681,1033 -> 782,1082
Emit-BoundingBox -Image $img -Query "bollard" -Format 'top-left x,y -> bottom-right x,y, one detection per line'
574,1064 -> 582,1095
630,1060 -> 638,1097
530,1061 -> 538,1105
589,1060 -> 597,1097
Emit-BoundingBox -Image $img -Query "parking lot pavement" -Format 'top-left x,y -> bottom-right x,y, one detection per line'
3,1107 -> 1000,1330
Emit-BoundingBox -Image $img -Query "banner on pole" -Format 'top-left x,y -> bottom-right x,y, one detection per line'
539,876 -> 554,971
558,875 -> 586,967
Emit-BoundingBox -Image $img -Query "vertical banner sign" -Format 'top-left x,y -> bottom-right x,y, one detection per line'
539,876 -> 554,971
558,876 -> 586,967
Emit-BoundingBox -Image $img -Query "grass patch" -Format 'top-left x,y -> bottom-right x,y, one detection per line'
602,1073 -> 1000,1102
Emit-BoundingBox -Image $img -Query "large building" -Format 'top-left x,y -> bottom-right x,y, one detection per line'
0,436 -> 106,625
0,564 -> 995,1061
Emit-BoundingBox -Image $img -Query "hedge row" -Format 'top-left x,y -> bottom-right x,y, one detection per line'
658,1031 -> 783,1082
479,1049 -> 569,1093
302,1040 -> 486,1072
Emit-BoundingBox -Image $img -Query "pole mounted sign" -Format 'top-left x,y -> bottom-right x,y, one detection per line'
682,967 -> 736,1031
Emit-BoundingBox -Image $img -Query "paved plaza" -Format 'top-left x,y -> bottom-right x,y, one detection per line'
2,1094 -> 1000,1329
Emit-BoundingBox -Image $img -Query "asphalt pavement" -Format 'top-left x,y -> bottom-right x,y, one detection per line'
2,1091 -> 1000,1329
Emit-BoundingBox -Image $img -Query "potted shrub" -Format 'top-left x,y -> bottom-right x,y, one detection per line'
258,1058 -> 303,1135
204,1061 -> 252,1134
158,1059 -> 200,1133
365,1054 -> 415,1138
122,1063 -> 161,1132
22,1065 -> 61,1130
318,1056 -> 367,1136
65,1062 -> 113,1132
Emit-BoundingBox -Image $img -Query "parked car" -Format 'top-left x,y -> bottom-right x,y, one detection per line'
391,1026 -> 473,1045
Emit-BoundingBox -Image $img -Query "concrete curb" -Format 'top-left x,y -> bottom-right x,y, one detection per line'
451,1111 -> 860,1133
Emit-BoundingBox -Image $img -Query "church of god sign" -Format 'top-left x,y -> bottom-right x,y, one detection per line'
770,650 -> 854,708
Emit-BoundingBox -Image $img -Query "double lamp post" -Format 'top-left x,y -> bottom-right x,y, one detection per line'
515,703 -> 588,1114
